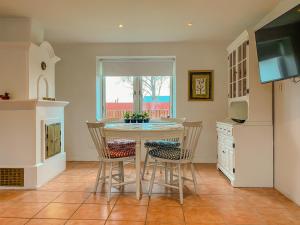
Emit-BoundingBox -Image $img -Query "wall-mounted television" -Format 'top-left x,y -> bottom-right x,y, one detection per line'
255,4 -> 300,83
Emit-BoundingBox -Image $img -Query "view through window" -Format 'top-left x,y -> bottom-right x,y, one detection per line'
105,76 -> 172,119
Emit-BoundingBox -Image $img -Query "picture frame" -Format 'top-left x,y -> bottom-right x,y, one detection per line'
188,70 -> 214,101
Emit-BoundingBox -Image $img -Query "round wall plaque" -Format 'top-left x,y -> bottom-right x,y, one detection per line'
41,61 -> 47,70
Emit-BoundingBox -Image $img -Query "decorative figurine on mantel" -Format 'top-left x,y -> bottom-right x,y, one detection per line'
42,97 -> 56,101
0,92 -> 10,100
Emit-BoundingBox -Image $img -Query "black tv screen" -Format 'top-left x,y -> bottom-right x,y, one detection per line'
255,5 -> 300,83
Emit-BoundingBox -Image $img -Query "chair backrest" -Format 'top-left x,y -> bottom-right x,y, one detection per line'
86,122 -> 109,159
181,121 -> 203,161
160,117 -> 186,124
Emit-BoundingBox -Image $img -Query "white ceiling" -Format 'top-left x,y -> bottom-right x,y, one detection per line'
0,0 -> 280,43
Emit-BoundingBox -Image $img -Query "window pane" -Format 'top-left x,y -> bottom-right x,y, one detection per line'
142,76 -> 171,118
105,76 -> 134,119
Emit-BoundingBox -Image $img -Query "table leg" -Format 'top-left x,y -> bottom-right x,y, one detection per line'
136,140 -> 141,200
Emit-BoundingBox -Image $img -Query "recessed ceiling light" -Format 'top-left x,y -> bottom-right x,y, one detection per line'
118,24 -> 124,28
187,22 -> 193,27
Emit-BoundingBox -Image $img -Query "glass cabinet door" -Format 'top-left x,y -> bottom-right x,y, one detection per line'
228,40 -> 248,99
238,41 -> 248,97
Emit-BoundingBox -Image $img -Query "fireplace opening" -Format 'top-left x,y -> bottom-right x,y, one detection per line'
45,123 -> 61,159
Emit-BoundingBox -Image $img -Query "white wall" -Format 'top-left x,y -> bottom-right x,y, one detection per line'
54,42 -> 228,162
256,0 -> 300,205
0,43 -> 29,99
0,18 -> 44,44
274,80 -> 300,205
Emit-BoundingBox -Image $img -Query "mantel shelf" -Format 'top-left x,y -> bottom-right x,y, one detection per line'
0,99 -> 69,110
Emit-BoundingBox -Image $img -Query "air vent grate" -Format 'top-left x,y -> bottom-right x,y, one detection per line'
0,168 -> 24,187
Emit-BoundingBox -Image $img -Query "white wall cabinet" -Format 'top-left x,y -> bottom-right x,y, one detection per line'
216,30 -> 273,187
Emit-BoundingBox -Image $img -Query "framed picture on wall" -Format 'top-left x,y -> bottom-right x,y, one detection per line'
188,70 -> 214,101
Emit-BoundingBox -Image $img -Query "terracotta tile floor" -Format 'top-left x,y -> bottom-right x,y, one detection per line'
0,162 -> 299,225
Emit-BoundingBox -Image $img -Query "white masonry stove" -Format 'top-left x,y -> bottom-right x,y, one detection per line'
0,18 -> 69,189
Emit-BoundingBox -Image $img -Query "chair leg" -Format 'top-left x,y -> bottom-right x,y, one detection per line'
164,163 -> 168,184
170,166 -> 174,185
101,162 -> 106,183
148,160 -> 158,196
107,162 -> 113,202
119,161 -> 124,183
94,161 -> 102,193
191,163 -> 197,193
142,148 -> 150,180
178,163 -> 183,205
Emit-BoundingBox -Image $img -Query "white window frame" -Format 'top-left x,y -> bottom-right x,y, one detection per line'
96,56 -> 176,120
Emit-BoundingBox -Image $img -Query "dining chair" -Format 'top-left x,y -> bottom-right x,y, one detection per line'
97,118 -> 135,188
86,122 -> 136,201
148,121 -> 203,204
141,117 -> 186,180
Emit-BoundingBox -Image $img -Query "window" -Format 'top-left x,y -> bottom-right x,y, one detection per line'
141,76 -> 172,118
97,57 -> 176,120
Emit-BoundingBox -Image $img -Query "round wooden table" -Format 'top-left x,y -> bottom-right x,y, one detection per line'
104,122 -> 184,199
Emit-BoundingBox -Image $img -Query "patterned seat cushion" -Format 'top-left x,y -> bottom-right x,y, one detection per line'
144,140 -> 180,149
149,147 -> 181,160
107,139 -> 136,158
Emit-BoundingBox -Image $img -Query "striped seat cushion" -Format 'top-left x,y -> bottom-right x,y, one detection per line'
107,139 -> 136,158
144,140 -> 180,149
149,147 -> 181,160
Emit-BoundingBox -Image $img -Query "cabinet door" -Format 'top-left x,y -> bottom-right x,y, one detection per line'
228,148 -> 235,175
239,41 -> 249,97
217,133 -> 224,167
223,147 -> 229,171
228,40 -> 249,99
228,51 -> 237,98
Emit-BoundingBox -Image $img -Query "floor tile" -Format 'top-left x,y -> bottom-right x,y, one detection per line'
106,221 -> 145,225
146,222 -> 185,225
34,203 -> 80,219
0,218 -> 29,225
220,207 -> 264,224
53,192 -> 90,203
65,220 -> 106,225
207,194 -> 249,208
287,205 -> 300,219
257,208 -> 299,225
185,223 -> 226,225
85,193 -> 118,205
115,194 -> 148,205
147,206 -> 184,223
71,204 -> 112,220
109,205 -> 147,221
0,201 -> 14,214
244,195 -> 288,208
13,191 -> 62,203
195,184 -> 234,195
149,195 -> 181,207
182,194 -> 215,207
0,202 -> 47,218
183,207 -> 225,224
0,191 -> 25,202
26,219 -> 66,225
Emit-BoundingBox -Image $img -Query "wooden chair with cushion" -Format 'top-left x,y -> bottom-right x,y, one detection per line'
148,121 -> 203,204
86,122 -> 136,201
141,117 -> 186,180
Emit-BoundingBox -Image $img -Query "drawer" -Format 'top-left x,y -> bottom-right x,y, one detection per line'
216,124 -> 233,136
225,127 -> 233,136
